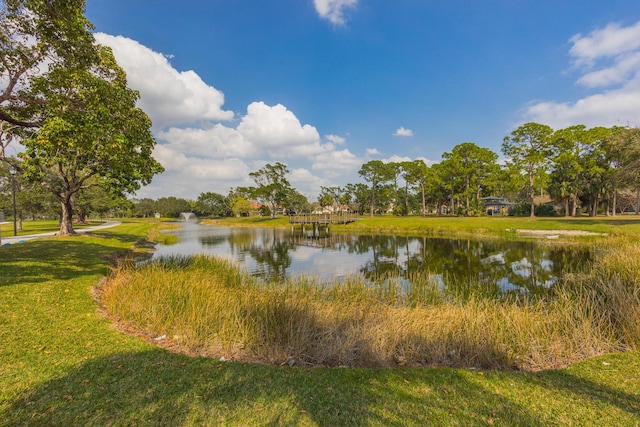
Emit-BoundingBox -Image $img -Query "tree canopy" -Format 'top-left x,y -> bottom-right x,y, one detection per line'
502,122 -> 554,217
1,0 -> 164,234
249,162 -> 292,218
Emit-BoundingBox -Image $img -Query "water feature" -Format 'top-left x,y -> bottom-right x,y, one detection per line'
153,222 -> 592,296
179,212 -> 197,221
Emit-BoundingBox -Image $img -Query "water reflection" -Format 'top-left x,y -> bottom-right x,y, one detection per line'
153,222 -> 591,295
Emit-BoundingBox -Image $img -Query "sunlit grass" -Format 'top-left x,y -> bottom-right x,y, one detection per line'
146,222 -> 180,245
0,218 -> 107,237
3,218 -> 640,425
212,214 -> 640,240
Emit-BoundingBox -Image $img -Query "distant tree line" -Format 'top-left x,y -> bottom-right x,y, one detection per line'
120,122 -> 640,220
4,121 -> 639,222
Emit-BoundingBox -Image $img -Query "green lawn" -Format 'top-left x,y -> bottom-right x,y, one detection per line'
0,219 -> 104,238
1,219 -> 639,426
211,214 -> 640,240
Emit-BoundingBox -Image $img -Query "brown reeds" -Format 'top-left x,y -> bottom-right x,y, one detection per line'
101,242 -> 640,371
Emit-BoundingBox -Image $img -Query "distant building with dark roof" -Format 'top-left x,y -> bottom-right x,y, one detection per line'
481,197 -> 515,216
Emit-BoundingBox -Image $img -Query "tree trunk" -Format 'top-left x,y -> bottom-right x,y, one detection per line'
612,186 -> 617,217
369,188 -> 375,217
636,189 -> 640,214
530,194 -> 535,217
571,194 -> 578,217
421,185 -> 426,218
404,184 -> 409,216
465,176 -> 470,216
529,168 -> 535,218
59,197 -> 76,235
564,198 -> 569,217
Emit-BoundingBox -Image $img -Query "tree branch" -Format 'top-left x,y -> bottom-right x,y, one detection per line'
0,109 -> 42,127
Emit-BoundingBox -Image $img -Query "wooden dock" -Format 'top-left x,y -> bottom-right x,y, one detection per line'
289,213 -> 358,231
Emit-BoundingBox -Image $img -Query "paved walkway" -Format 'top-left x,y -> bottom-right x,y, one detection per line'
0,221 -> 121,245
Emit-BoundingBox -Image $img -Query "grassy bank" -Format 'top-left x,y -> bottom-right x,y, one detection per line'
0,219 -> 105,238
1,219 -> 640,425
208,214 -> 640,239
102,241 -> 639,371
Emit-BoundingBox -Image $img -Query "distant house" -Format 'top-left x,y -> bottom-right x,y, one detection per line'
312,204 -> 351,215
481,197 -> 515,216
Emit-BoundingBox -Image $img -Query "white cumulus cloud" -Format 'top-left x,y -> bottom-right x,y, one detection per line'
237,102 -> 323,157
524,20 -> 640,129
383,155 -> 412,163
94,33 -> 233,129
139,145 -> 252,199
288,168 -> 331,197
312,148 -> 363,177
92,33 -> 384,199
313,0 -> 358,26
157,125 -> 252,159
325,134 -> 346,145
569,21 -> 640,66
393,127 -> 414,137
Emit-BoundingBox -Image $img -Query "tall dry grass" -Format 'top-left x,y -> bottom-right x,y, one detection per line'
101,242 -> 640,371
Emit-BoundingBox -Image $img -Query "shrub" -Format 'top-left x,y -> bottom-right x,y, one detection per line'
508,202 -> 558,217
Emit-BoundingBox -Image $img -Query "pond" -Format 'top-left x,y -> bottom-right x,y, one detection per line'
153,222 -> 593,296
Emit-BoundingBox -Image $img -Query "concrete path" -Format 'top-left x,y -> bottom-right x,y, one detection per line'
0,221 -> 121,245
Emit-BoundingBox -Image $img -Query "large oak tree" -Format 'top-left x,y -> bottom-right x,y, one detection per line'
1,0 -> 164,234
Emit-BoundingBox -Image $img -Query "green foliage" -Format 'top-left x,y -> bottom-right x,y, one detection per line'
195,191 -> 231,217
1,3 -> 164,235
132,197 -> 156,217
502,122 -> 554,217
249,162 -> 291,218
231,197 -> 253,217
441,142 -> 499,216
358,160 -> 395,216
285,189 -> 309,214
153,196 -> 192,218
258,204 -> 271,217
0,0 -> 97,127
508,203 -> 558,217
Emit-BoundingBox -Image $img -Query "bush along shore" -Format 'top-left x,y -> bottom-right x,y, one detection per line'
2,218 -> 640,425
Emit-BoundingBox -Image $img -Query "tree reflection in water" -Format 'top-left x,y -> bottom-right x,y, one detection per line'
155,223 -> 592,298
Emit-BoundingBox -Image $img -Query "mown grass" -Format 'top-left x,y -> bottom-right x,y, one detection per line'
0,219 -> 105,238
210,214 -> 640,239
1,219 -> 640,425
146,222 -> 180,245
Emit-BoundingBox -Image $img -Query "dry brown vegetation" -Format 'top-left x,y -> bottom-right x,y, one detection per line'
101,238 -> 640,371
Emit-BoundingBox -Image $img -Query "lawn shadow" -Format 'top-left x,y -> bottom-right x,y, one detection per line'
0,234 -> 144,287
5,349 -> 556,426
530,366 -> 640,418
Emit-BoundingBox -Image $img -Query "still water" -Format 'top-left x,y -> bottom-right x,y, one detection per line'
154,222 -> 592,295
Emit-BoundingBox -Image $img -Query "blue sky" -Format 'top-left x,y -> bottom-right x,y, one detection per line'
85,0 -> 640,200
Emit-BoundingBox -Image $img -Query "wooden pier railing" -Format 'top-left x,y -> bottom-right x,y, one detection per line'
288,213 -> 358,226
